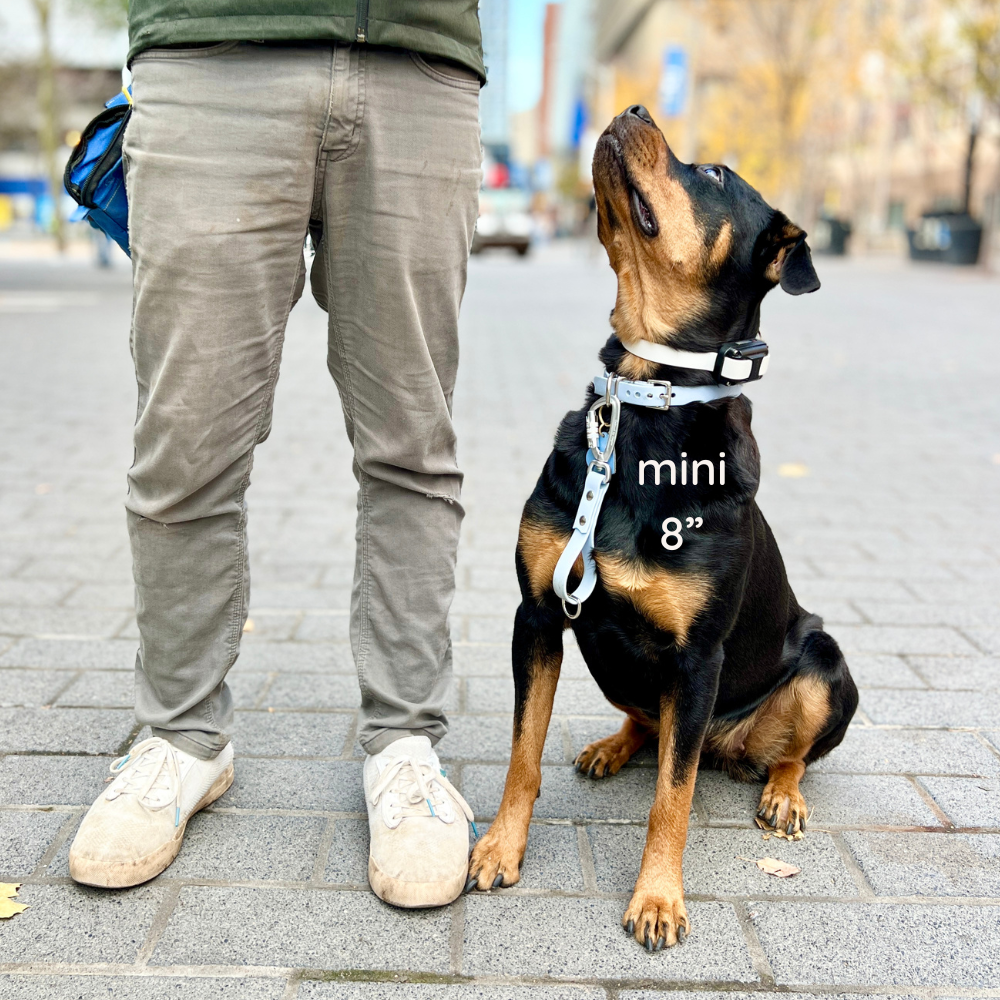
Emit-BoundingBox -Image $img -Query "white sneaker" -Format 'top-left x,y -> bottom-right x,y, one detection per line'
364,735 -> 474,908
69,736 -> 234,888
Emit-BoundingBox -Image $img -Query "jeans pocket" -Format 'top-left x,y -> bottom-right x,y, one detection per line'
134,40 -> 243,61
408,51 -> 480,92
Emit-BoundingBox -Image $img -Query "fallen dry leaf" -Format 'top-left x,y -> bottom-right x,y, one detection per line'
737,856 -> 800,878
242,618 -> 255,632
0,883 -> 28,919
777,462 -> 809,478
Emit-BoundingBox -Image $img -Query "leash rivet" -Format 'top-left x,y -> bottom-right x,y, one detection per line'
579,515 -> 587,525
586,490 -> 594,500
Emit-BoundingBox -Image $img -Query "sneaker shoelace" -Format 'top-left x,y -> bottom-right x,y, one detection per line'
104,737 -> 183,827
369,753 -> 475,830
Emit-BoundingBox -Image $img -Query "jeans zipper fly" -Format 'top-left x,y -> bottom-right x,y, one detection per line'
355,0 -> 370,42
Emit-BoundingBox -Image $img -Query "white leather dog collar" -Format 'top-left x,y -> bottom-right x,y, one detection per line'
621,337 -> 770,384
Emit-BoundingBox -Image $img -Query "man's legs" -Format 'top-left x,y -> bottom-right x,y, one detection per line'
316,49 -> 481,754
314,48 -> 481,906
70,42 -> 334,887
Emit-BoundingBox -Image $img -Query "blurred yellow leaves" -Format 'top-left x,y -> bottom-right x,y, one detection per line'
778,462 -> 810,478
0,883 -> 28,919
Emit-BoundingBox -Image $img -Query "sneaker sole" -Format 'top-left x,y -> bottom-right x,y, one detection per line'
69,763 -> 235,889
368,855 -> 467,909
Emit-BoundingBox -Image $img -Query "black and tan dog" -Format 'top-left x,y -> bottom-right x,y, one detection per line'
467,106 -> 858,949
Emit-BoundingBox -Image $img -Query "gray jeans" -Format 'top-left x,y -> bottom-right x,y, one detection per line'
123,42 -> 480,759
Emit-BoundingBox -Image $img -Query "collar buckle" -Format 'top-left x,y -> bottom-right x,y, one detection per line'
646,379 -> 672,409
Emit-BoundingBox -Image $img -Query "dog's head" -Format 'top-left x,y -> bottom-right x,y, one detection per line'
593,105 -> 819,349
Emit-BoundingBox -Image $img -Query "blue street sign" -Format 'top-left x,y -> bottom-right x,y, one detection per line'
659,46 -> 688,118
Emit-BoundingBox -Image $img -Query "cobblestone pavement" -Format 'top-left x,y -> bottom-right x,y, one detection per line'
2,245 -> 1000,998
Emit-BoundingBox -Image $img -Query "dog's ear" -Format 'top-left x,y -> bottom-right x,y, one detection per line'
756,213 -> 820,295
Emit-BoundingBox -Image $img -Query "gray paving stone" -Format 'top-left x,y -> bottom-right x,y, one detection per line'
300,986 -> 606,1000
234,640 -> 356,673
0,882 -> 162,964
170,811 -> 327,880
435,714 -> 564,763
0,667 -> 69,706
0,607 -> 128,638
230,709 -> 353,756
860,689 -> 1000,727
63,582 -> 134,608
53,669 -> 133,706
451,643 -> 510,676
462,896 -> 755,980
907,655 -> 1000,691
15,556 -> 133,583
751,901 -> 1000,986
475,821 -> 586,892
465,676 -> 617,716
464,763 -> 661,821
224,758 -> 365,812
695,770 -> 942,827
845,655 -> 926,688
0,637 -> 136,670
0,707 -> 134,753
0,978 -> 287,1000
323,817 -> 369,883
295,614 -> 351,642
226,670 -> 272,708
151,885 -> 452,970
466,617 -> 516,644
0,808 -> 68,877
265,672 -> 362,708
919,776 -> 1000,827
811,726 -> 1000,776
239,611 -> 301,641
844,831 -> 1000,896
0,580 -> 74,606
620,994 -> 919,1000
826,625 -> 980,656
588,825 -> 858,897
250,586 -> 351,610
0,754 -> 111,806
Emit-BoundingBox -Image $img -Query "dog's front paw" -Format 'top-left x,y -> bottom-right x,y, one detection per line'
466,825 -> 524,892
756,783 -> 808,837
622,885 -> 689,950
574,736 -> 631,779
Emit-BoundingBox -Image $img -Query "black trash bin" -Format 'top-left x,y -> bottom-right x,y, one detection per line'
907,212 -> 982,265
813,216 -> 852,256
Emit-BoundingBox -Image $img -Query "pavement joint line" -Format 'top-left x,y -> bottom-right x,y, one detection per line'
338,711 -> 360,758
971,729 -> 1000,763
29,809 -> 83,878
732,899 -> 773,987
279,976 -> 302,1000
448,889 -> 465,974
135,880 -> 183,966
908,774 -> 956,828
45,668 -> 86,707
828,829 -> 876,901
310,815 -> 339,882
253,672 -> 279,709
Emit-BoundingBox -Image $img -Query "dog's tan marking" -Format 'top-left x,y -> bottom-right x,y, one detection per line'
622,697 -> 695,947
575,714 -> 650,778
595,552 -> 710,645
763,221 -> 806,283
468,654 -> 561,889
709,219 -> 733,271
518,520 -> 582,604
705,673 -> 831,835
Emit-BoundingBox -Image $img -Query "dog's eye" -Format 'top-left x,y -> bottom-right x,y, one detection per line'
699,165 -> 724,185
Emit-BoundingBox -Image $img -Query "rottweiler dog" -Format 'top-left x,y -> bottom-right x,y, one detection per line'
466,106 -> 858,949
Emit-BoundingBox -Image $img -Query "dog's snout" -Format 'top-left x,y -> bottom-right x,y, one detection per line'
625,105 -> 654,125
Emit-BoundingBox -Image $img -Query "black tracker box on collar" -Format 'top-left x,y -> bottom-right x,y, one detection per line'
713,339 -> 769,385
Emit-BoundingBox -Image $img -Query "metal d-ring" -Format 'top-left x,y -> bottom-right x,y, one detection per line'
562,596 -> 582,620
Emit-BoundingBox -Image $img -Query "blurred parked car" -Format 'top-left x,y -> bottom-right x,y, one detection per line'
472,189 -> 532,256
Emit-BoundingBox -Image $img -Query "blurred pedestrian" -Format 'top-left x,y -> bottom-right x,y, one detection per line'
67,2 -> 483,909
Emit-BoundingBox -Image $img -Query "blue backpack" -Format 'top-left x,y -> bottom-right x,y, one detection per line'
64,86 -> 132,256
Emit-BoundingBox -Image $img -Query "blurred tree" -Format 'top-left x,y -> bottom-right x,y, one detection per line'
697,0 -> 838,215
31,0 -> 65,250
69,0 -> 129,30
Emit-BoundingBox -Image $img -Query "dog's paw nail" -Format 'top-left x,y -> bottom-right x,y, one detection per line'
464,877 -> 477,893
677,926 -> 686,944
800,816 -> 807,830
625,919 -> 634,935
756,807 -> 768,819
655,936 -> 665,951
491,873 -> 504,889
644,934 -> 654,952
786,822 -> 795,836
